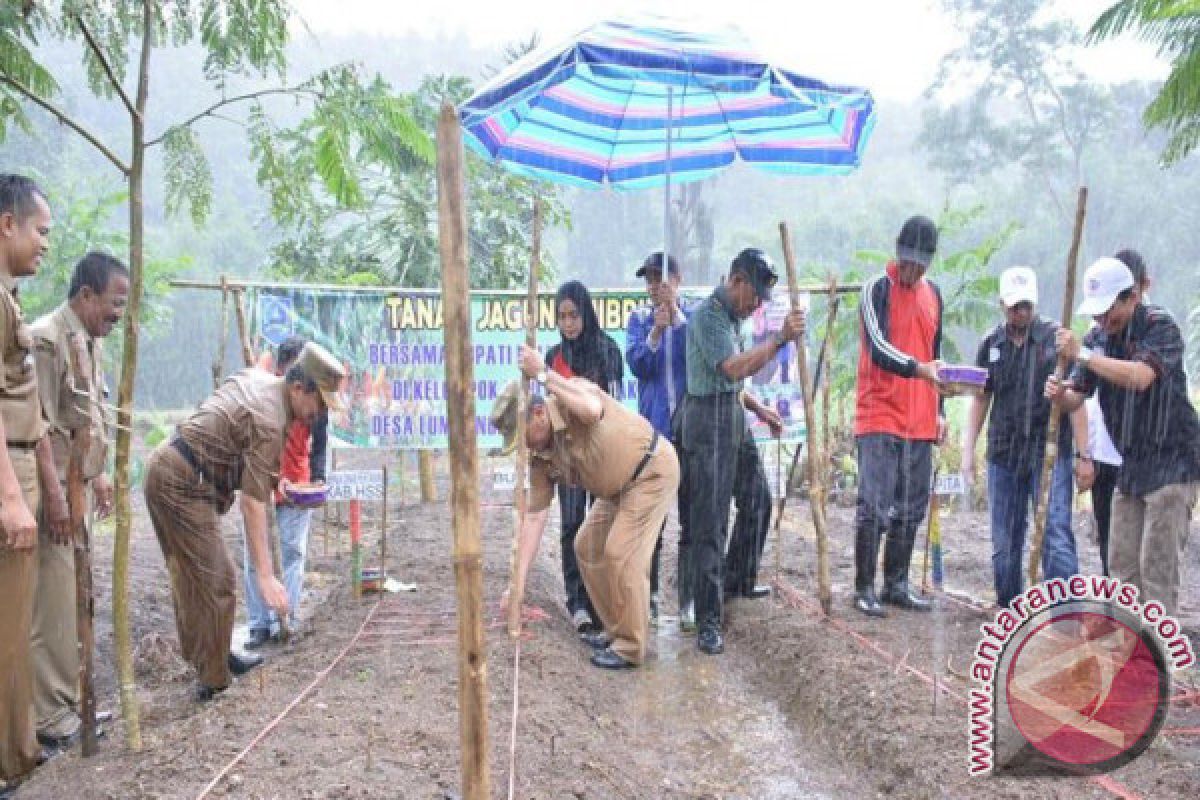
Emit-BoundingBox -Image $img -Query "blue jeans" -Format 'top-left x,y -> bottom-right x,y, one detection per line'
987,452 -> 1077,608
244,505 -> 313,632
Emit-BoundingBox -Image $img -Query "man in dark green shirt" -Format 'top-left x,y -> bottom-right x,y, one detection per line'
680,248 -> 804,655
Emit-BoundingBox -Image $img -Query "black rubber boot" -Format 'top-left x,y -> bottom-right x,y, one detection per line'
882,524 -> 931,611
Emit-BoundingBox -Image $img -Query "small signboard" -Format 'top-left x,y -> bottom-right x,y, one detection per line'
327,469 -> 385,502
934,472 -> 967,496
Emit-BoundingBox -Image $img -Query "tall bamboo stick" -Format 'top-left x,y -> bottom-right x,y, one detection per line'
1028,187 -> 1088,585
507,195 -> 541,636
779,222 -> 832,615
419,450 -> 437,502
437,102 -> 490,800
66,334 -> 96,756
380,465 -> 389,578
233,287 -> 254,367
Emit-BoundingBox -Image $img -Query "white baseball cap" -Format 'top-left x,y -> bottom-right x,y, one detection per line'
1075,257 -> 1135,317
999,266 -> 1038,307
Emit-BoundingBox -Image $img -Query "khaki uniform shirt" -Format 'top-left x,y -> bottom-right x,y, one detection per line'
529,384 -> 657,512
0,275 -> 45,444
177,369 -> 291,504
31,304 -> 109,482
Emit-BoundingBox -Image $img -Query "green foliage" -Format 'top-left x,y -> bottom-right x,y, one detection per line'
161,125 -> 213,224
1088,0 -> 1200,164
260,73 -> 568,291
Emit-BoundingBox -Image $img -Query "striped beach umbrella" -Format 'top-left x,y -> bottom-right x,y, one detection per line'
459,16 -> 876,190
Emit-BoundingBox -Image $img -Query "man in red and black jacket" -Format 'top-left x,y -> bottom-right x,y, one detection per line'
853,215 -> 947,617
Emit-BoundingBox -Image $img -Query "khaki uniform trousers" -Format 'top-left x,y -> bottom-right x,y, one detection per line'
0,450 -> 41,781
31,485 -> 91,738
143,443 -> 236,689
1110,481 -> 1197,617
575,442 -> 680,665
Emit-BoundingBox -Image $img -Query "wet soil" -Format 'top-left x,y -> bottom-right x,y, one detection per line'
15,453 -> 1200,799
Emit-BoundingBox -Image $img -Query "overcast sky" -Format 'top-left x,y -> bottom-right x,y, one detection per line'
289,0 -> 1165,100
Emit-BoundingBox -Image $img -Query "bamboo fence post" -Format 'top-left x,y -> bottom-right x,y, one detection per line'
213,275 -> 229,389
233,287 -> 254,367
1028,187 -> 1088,585
437,102 -> 490,800
380,465 -> 389,578
818,276 -> 839,492
419,450 -> 437,502
779,222 -> 832,615
507,195 -> 541,636
66,334 -> 97,756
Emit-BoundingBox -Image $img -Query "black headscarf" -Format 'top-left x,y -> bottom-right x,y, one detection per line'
545,280 -> 624,395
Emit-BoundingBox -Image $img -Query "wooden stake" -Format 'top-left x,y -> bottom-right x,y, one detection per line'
418,450 -> 437,502
233,287 -> 254,367
437,102 -> 490,800
779,222 -> 832,616
214,275 -> 229,389
1028,187 -> 1088,585
66,334 -> 97,756
380,465 -> 389,578
267,501 -> 289,641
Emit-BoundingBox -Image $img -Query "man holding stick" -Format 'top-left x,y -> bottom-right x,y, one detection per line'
680,248 -> 805,655
29,252 -> 128,751
626,251 -> 692,629
144,342 -> 345,700
1046,257 -> 1200,616
853,215 -> 946,618
0,174 -> 52,798
500,345 -> 680,670
963,267 -> 1090,610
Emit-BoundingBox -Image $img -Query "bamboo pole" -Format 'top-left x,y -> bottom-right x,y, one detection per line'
419,450 -> 437,502
168,277 -> 864,296
779,222 -> 832,616
507,195 -> 541,636
66,334 -> 97,756
380,465 -> 389,578
1028,187 -> 1088,585
437,101 -> 490,800
233,287 -> 254,367
213,275 -> 229,390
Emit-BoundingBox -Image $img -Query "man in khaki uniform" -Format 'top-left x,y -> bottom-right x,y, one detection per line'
29,252 -> 129,750
1,174 -> 52,797
143,343 -> 345,700
501,345 -> 680,670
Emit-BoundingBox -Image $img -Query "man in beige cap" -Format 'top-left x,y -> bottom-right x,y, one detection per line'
144,342 -> 345,700
499,344 -> 680,670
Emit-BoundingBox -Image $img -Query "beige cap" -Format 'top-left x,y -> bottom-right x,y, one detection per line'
295,342 -> 346,411
489,380 -> 527,456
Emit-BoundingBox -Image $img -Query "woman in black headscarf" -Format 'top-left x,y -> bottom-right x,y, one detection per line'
544,280 -> 624,634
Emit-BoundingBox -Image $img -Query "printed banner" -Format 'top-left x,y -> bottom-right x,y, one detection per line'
255,287 -> 809,450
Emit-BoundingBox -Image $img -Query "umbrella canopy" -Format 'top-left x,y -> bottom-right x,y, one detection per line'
460,17 -> 876,189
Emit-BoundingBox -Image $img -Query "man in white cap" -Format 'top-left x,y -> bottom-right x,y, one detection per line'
964,267 -> 1091,609
1046,257 -> 1200,615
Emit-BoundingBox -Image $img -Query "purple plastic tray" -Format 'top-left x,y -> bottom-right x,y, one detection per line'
285,483 -> 328,505
938,365 -> 988,386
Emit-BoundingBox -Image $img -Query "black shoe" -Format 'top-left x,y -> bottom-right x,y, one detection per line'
882,586 -> 932,612
193,683 -> 227,703
697,627 -> 724,655
244,628 -> 271,650
1,782 -> 17,799
590,647 -> 635,670
581,630 -> 611,650
853,589 -> 888,618
228,651 -> 264,676
742,585 -> 772,599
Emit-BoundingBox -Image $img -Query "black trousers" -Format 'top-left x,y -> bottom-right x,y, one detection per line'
1092,461 -> 1119,576
681,393 -> 772,631
557,483 -> 596,621
854,434 -> 932,594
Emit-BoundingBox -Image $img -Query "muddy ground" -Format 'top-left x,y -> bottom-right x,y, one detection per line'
15,451 -> 1200,800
